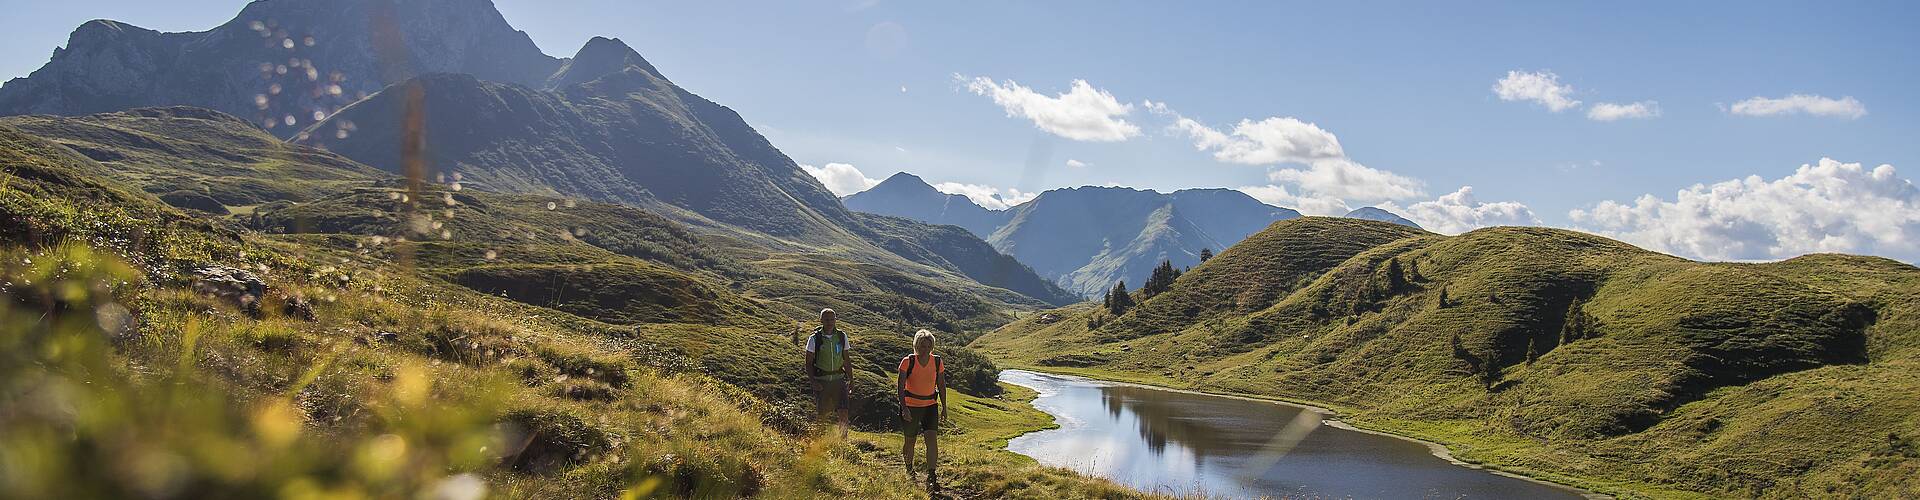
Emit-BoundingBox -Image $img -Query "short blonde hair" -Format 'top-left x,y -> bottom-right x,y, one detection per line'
913,329 -> 935,350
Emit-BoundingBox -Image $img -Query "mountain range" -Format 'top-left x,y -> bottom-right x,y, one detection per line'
844,172 -> 1420,297
0,0 -> 560,136
0,0 -> 1075,309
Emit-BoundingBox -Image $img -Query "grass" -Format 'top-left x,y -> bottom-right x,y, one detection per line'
973,217 -> 1920,499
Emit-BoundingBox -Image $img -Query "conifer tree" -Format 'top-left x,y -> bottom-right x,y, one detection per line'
1143,260 -> 1179,298
1199,248 -> 1214,262
1385,258 -> 1407,293
1107,281 -> 1135,315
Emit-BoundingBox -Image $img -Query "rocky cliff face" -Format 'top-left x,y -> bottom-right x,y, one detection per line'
0,0 -> 560,137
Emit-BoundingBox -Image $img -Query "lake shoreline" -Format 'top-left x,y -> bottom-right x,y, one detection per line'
1000,368 -> 1612,500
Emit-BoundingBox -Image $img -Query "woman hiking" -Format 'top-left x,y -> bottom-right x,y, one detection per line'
897,329 -> 947,484
803,309 -> 852,439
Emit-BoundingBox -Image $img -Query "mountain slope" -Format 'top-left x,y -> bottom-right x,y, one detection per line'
0,0 -> 560,136
1345,206 -> 1420,228
853,212 -> 1080,308
843,172 -> 1010,238
973,218 -> 1920,498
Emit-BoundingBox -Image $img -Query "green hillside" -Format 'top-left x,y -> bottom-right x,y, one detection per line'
2,107 -> 386,210
973,217 -> 1920,498
0,119 -> 1146,498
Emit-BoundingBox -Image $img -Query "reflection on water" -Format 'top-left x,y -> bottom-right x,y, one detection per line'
1001,370 -> 1586,499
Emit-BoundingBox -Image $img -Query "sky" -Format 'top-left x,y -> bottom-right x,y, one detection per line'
1,1 -> 1916,263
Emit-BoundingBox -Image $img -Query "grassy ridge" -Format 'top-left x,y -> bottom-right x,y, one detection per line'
973,217 -> 1920,498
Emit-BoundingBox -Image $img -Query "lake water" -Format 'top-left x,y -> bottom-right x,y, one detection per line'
1000,370 -> 1589,499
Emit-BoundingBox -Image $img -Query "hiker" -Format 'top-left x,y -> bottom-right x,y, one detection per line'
897,329 -> 947,483
804,308 -> 852,438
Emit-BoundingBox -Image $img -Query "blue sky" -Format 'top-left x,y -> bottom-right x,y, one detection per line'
2,1 -> 1916,261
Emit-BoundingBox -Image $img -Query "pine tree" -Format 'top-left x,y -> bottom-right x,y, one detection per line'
1199,248 -> 1214,262
1107,281 -> 1135,315
1559,299 -> 1592,345
1385,258 -> 1407,293
1142,260 -> 1180,298
1437,286 -> 1450,309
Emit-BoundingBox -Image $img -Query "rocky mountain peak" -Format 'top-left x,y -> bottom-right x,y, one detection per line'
548,36 -> 663,89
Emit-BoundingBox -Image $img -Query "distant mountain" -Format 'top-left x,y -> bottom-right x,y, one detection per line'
843,172 -> 1009,238
991,186 -> 1301,297
0,0 -> 560,137
849,180 -> 1302,297
1345,207 -> 1420,228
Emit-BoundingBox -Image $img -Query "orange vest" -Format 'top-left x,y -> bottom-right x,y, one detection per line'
898,354 -> 943,407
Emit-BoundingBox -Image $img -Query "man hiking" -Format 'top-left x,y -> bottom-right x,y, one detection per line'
803,308 -> 852,438
897,329 -> 947,484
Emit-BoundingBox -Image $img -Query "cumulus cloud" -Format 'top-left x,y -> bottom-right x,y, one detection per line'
933,182 -> 1037,210
1066,159 -> 1090,168
1587,101 -> 1661,121
1380,186 -> 1540,234
1265,159 -> 1424,202
1170,116 -> 1346,165
1728,94 -> 1867,119
1569,158 -> 1918,262
1494,70 -> 1582,112
1157,101 -> 1421,212
957,75 -> 1140,142
800,162 -> 880,196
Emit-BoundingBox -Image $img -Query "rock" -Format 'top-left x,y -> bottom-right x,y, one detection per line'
378,331 -> 399,343
192,265 -> 267,317
280,294 -> 316,321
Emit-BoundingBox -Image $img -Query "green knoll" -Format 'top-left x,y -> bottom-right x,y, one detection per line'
973,217 -> 1920,498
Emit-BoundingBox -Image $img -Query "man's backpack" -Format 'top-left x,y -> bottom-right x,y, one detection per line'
811,329 -> 847,377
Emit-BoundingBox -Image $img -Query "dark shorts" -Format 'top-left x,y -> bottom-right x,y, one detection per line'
815,378 -> 846,417
903,404 -> 940,437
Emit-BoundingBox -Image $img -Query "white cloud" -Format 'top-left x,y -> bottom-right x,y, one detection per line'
958,75 -> 1141,142
1587,101 -> 1661,121
933,182 -> 1037,210
1171,116 -> 1346,165
800,162 -> 881,196
1065,159 -> 1090,168
1265,158 -> 1425,202
1728,94 -> 1866,119
1569,158 -> 1918,262
1494,70 -> 1582,112
1157,102 -> 1420,212
1380,186 -> 1540,234
1236,185 -> 1353,216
